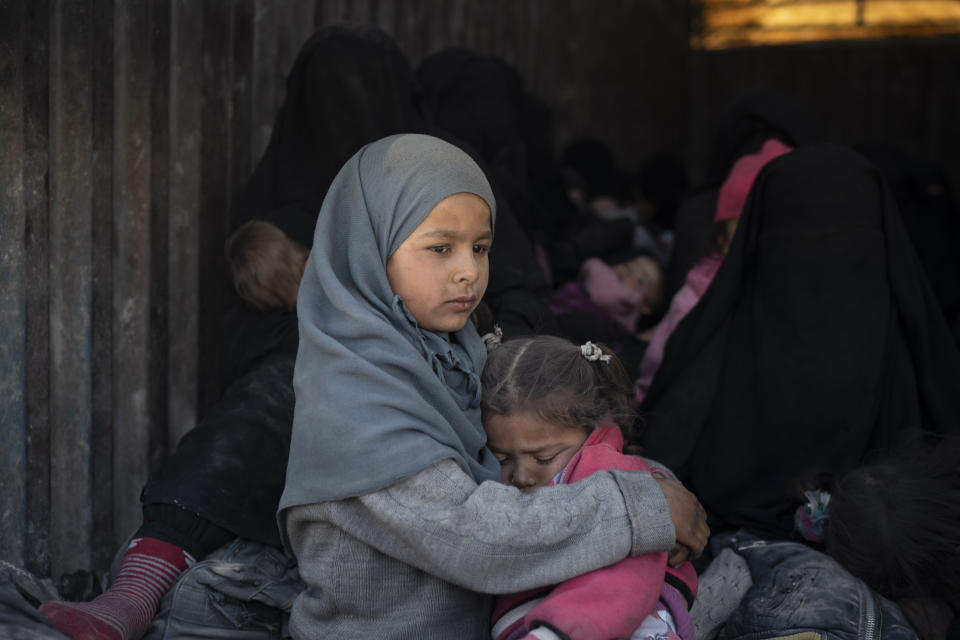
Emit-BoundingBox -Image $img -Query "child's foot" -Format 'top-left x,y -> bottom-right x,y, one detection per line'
39,600 -> 125,640
39,537 -> 194,640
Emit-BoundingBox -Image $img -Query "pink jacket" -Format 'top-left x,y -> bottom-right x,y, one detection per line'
634,252 -> 723,405
491,426 -> 698,640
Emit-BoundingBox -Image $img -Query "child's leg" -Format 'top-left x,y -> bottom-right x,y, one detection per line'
40,537 -> 194,640
39,504 -> 232,640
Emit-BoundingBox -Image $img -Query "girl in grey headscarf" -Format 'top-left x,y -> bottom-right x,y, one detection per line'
279,133 -> 708,639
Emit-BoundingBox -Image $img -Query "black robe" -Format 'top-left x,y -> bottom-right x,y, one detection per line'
232,22 -> 427,243
634,144 -> 960,540
142,352 -> 296,548
417,48 -> 632,290
233,28 -> 555,337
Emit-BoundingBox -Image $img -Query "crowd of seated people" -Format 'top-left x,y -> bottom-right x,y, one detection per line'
19,21 -> 960,640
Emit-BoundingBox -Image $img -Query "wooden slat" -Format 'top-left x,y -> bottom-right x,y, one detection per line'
866,1 -> 960,23
0,0 -> 28,571
23,0 -> 52,579
703,2 -> 859,30
168,0 -> 203,447
49,0 -> 95,576
112,0 -> 154,548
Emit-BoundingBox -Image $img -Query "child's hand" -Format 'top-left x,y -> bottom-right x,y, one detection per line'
667,544 -> 694,568
655,477 -> 709,564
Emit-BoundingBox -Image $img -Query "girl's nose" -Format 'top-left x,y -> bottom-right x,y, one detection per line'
511,466 -> 536,492
453,248 -> 480,283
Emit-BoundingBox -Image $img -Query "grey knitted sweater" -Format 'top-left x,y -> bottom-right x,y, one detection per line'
283,458 -> 675,639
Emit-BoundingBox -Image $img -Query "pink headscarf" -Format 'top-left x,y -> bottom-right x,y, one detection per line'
715,138 -> 793,222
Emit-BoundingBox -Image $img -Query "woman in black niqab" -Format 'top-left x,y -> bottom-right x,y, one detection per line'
633,144 -> 960,541
667,90 -> 820,303
221,24 -> 430,390
232,22 -> 428,241
416,49 -> 634,290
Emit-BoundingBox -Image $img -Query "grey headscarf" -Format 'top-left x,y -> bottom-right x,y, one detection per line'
279,133 -> 501,510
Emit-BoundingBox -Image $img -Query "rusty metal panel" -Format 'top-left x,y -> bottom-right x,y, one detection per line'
12,0 -> 955,588
23,0 -> 53,580
112,0 -> 154,549
149,0 -> 172,477
168,0 -> 203,447
251,0 -> 280,166
232,0 -> 256,199
275,0 -> 317,95
0,0 -> 28,572
48,0 -> 95,577
90,0 -> 116,573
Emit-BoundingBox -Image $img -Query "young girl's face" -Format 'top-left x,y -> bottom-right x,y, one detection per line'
612,255 -> 663,316
386,193 -> 492,333
483,411 -> 589,492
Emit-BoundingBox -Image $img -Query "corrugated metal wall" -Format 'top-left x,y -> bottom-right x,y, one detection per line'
0,0 -> 690,583
2,0 -> 957,585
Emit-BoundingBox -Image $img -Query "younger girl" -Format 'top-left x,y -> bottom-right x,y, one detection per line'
279,133 -> 708,639
482,334 -> 698,640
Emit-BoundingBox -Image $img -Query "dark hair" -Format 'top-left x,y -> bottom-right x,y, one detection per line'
795,433 -> 960,640
481,335 -> 634,435
226,220 -> 309,312
823,435 -> 960,605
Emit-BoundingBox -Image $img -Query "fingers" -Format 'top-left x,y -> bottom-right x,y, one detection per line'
686,503 -> 709,560
656,476 -> 710,562
667,544 -> 690,568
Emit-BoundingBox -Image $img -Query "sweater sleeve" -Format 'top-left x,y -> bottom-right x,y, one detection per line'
293,458 -> 674,594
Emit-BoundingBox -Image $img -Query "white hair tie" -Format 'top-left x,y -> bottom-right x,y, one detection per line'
580,341 -> 611,362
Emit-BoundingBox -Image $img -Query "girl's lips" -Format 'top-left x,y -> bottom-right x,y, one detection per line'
446,296 -> 476,311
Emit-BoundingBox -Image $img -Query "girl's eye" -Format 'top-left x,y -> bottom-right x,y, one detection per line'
535,454 -> 558,465
473,244 -> 490,255
428,245 -> 450,254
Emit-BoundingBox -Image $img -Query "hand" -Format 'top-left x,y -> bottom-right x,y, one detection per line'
667,543 -> 692,568
655,476 -> 709,566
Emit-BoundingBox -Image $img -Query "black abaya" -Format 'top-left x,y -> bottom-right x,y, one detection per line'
634,144 -> 960,540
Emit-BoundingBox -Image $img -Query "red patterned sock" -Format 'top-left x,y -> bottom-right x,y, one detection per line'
40,537 -> 194,640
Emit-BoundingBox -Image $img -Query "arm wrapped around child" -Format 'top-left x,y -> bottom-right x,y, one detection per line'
491,426 -> 698,640
482,335 -> 701,640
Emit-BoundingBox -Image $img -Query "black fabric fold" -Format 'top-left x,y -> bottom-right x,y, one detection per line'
141,354 -> 296,548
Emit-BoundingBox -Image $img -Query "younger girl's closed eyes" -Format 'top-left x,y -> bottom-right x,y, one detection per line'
482,334 -> 699,640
